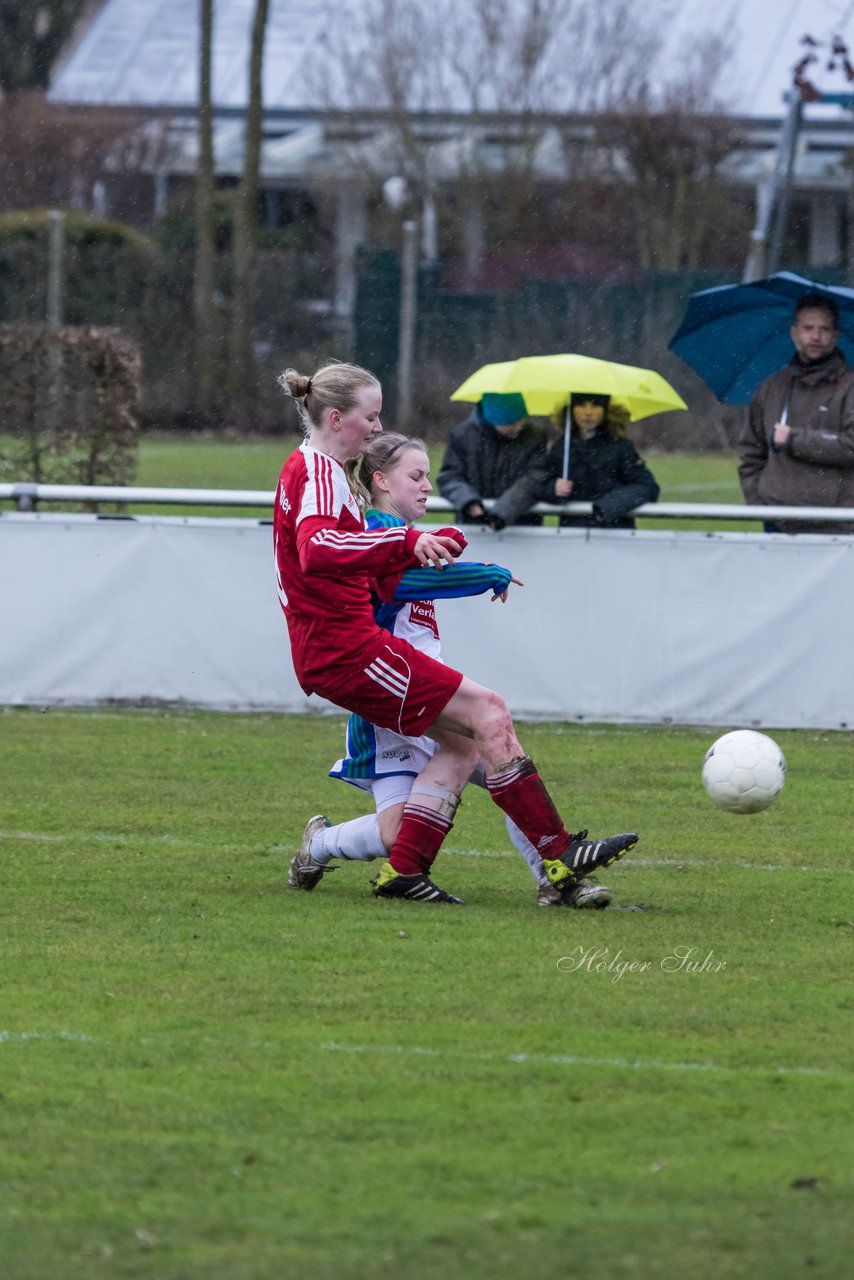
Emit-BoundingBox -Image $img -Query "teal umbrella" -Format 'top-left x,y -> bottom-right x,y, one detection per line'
669,271 -> 854,403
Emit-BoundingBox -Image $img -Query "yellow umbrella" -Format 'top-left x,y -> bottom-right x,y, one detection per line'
451,353 -> 687,421
451,352 -> 687,478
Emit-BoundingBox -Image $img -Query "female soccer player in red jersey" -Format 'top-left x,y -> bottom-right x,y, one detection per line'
273,360 -> 637,902
288,432 -> 615,910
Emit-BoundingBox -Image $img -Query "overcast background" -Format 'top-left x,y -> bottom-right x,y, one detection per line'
678,0 -> 854,115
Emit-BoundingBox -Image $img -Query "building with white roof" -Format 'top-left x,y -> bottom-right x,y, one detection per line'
48,0 -> 854,311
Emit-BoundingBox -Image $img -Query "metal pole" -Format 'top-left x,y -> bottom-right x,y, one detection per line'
397,219 -> 418,429
742,182 -> 774,283
561,406 -> 572,479
47,209 -> 65,327
743,93 -> 802,281
46,209 -> 66,443
767,94 -> 802,274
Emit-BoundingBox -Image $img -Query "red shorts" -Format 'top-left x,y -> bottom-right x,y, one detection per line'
315,633 -> 463,737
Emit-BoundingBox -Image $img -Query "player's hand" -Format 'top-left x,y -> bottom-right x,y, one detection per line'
491,578 -> 524,601
414,531 -> 462,569
435,526 -> 468,553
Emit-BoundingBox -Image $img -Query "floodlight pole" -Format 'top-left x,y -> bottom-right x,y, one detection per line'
746,88 -> 854,281
766,93 -> 802,276
743,93 -> 802,281
742,182 -> 774,283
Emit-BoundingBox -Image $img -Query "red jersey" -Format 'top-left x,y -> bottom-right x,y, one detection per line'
273,442 -> 423,693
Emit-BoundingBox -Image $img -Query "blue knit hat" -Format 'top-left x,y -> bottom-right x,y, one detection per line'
480,392 -> 527,426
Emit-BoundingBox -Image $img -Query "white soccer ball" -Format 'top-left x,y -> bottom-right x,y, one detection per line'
702,730 -> 787,814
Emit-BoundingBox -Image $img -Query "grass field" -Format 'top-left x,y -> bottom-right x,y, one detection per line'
1,433 -> 753,528
131,435 -> 751,527
132,435 -> 745,503
2,707 -> 852,1279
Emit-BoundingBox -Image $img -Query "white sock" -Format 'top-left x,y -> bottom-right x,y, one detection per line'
505,815 -> 549,888
309,813 -> 385,864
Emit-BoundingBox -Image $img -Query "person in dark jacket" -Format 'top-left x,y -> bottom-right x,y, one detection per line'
437,392 -> 550,531
738,293 -> 854,533
542,393 -> 659,528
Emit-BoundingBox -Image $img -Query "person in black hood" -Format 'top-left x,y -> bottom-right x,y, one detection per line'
541,392 -> 660,528
437,392 -> 550,531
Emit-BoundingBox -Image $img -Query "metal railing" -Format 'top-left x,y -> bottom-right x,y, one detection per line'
2,481 -> 854,526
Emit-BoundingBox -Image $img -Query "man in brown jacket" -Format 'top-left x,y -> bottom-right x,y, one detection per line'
738,292 -> 854,533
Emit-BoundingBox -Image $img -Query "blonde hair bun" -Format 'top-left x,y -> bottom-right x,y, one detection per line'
278,369 -> 312,399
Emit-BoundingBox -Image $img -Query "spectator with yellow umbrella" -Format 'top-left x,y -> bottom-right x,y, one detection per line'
450,353 -> 686,528
437,389 -> 551,532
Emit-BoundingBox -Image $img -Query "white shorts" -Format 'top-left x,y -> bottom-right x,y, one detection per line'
330,721 -> 436,790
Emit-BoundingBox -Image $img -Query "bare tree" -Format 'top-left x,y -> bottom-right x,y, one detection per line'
313,0 -> 684,280
595,31 -> 748,272
316,1 -> 750,284
321,0 -> 670,118
228,0 -> 270,411
193,0 -> 216,413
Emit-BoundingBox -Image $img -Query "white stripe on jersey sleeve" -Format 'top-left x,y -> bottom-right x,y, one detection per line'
311,526 -> 409,551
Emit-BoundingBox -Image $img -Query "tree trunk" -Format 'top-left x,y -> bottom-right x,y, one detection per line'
193,0 -> 216,414
228,0 -> 269,414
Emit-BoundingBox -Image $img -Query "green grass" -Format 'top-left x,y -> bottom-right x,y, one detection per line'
640,450 -> 758,532
133,435 -> 749,522
132,437 -> 745,505
2,433 -> 751,527
648,450 -> 743,505
133,435 -> 287,517
2,707 -> 852,1279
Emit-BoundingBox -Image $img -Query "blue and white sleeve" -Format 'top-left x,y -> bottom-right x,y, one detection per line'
393,561 -> 512,602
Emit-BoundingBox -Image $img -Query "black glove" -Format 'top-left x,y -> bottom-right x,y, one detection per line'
487,513 -> 506,532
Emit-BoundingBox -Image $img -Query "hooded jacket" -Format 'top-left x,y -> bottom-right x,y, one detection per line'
540,427 -> 660,527
437,408 -> 550,527
739,349 -> 854,531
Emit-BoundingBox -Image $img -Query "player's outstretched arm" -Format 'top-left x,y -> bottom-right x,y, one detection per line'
386,562 -> 523,604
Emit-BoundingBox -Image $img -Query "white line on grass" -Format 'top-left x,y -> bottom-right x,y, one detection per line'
445,848 -> 853,874
321,1041 -> 847,1080
2,1031 -> 845,1082
0,829 -> 183,845
0,1030 -> 94,1043
1,829 -> 850,874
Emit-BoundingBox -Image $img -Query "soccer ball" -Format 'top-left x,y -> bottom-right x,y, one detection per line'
701,730 -> 787,814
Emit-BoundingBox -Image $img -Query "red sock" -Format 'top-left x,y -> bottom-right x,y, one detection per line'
389,801 -> 454,875
485,757 -> 571,860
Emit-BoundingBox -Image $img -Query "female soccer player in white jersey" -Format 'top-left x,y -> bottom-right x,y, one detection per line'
273,360 -> 637,903
288,432 -> 613,909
